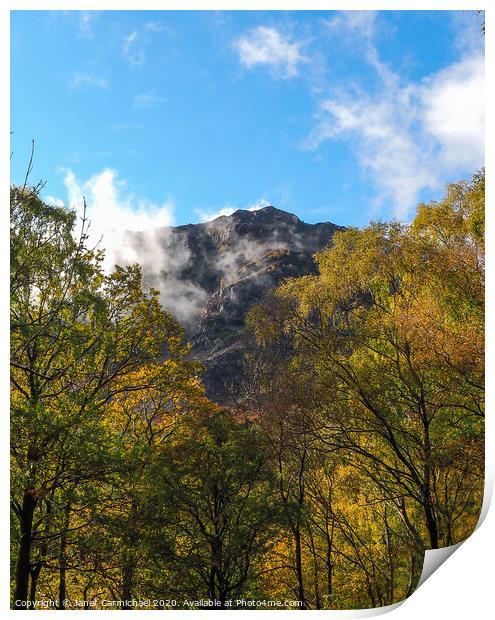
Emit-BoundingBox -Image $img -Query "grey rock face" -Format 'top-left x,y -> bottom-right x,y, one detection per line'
127,206 -> 343,402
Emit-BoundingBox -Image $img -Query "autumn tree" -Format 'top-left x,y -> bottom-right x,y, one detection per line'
10,168 -> 484,610
10,185 -> 205,608
145,410 -> 280,608
243,171 -> 484,606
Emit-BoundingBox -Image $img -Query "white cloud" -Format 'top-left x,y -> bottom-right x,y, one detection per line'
326,11 -> 396,88
308,91 -> 437,218
419,54 -> 484,169
77,11 -> 96,37
234,26 -> 307,78
63,168 -> 175,272
195,198 -> 270,222
132,91 -> 168,109
69,72 -> 108,90
326,10 -> 377,41
63,168 -> 215,325
308,12 -> 484,218
122,22 -> 171,67
123,31 -> 145,67
452,10 -> 485,55
195,206 -> 236,222
144,21 -> 169,33
246,198 -> 271,212
45,195 -> 65,208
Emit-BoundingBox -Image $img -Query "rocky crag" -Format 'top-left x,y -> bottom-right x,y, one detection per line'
125,206 -> 343,402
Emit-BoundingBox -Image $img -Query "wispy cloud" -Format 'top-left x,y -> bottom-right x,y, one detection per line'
307,11 -> 484,218
62,168 -> 211,325
121,22 -> 172,67
63,168 -> 175,271
132,91 -> 168,109
55,10 -> 99,39
195,206 -> 237,222
247,198 -> 271,211
77,11 -> 97,38
325,11 -> 396,87
44,195 -> 65,208
326,10 -> 377,40
234,26 -> 307,79
195,198 -> 270,222
452,10 -> 485,55
144,21 -> 171,33
69,72 -> 109,91
123,31 -> 145,67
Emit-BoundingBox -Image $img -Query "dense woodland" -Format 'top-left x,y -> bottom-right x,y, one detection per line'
10,171 -> 484,609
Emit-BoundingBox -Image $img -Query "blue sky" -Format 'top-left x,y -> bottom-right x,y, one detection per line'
10,10 -> 484,230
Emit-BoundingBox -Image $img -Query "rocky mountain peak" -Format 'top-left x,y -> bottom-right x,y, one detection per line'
124,206 -> 344,402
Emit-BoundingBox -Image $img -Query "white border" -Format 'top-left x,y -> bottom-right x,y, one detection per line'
3,2 -> 492,617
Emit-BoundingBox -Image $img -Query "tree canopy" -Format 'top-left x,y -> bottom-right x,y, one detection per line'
11,171 -> 484,609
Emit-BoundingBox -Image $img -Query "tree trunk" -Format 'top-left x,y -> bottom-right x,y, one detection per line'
13,489 -> 37,609
57,501 -> 71,609
29,563 -> 41,607
83,576 -> 95,610
121,499 -> 138,610
294,524 -> 306,609
326,521 -> 334,608
121,561 -> 134,610
423,486 -> 439,548
208,565 -> 216,602
421,397 -> 439,549
325,510 -> 334,607
29,540 -> 47,607
307,526 -> 321,609
326,552 -> 333,604
406,552 -> 423,597
384,507 -> 395,604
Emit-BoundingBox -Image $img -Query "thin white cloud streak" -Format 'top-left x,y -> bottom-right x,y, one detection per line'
196,206 -> 236,222
77,11 -> 96,38
195,198 -> 270,223
326,11 -> 397,88
123,31 -> 145,67
452,10 -> 485,55
144,21 -> 170,33
122,22 -> 172,68
132,92 -> 168,109
247,198 -> 272,211
69,73 -> 109,90
308,11 -> 484,218
234,26 -> 307,78
326,10 -> 377,41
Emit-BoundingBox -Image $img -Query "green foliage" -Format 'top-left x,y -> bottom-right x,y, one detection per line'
243,170 -> 484,606
10,184 -> 210,608
10,170 -> 484,609
141,411 -> 280,606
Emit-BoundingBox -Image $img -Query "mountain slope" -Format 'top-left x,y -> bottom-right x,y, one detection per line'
125,206 -> 343,402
